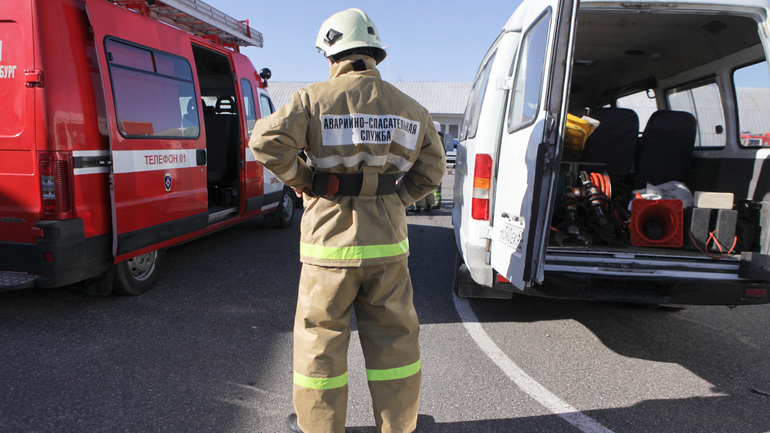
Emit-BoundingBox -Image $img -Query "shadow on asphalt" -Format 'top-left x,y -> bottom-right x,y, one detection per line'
3,204 -> 769,433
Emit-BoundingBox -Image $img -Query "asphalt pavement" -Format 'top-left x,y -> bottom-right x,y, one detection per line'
2,173 -> 769,433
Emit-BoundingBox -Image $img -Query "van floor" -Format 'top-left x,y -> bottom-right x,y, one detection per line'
547,237 -> 741,261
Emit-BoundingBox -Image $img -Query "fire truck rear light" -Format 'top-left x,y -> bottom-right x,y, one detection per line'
744,288 -> 767,299
39,153 -> 74,219
42,252 -> 54,263
471,154 -> 493,221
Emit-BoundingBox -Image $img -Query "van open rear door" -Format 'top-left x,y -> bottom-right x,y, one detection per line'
490,0 -> 578,290
86,0 -> 208,258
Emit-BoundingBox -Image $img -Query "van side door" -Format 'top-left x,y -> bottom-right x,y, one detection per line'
86,0 -> 208,258
490,0 -> 578,290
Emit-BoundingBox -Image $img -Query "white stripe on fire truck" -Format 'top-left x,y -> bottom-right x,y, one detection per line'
73,150 -> 110,175
262,202 -> 279,212
112,149 -> 200,174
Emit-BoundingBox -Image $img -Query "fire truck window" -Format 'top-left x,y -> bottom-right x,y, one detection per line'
106,39 -> 199,138
259,94 -> 275,117
106,40 -> 153,72
155,53 -> 194,81
241,79 -> 257,136
734,62 -> 770,147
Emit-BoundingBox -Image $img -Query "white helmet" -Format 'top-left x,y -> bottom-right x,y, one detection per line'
315,8 -> 386,64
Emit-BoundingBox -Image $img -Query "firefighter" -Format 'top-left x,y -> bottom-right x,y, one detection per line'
248,8 -> 445,433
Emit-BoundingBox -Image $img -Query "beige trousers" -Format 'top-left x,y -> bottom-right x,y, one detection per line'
293,260 -> 421,433
414,190 -> 436,208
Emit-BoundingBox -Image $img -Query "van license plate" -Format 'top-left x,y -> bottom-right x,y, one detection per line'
499,221 -> 524,257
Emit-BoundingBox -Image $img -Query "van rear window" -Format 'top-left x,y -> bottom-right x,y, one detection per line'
734,62 -> 770,147
105,39 -> 199,138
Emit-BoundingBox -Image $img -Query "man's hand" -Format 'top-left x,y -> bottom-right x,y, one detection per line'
294,186 -> 313,198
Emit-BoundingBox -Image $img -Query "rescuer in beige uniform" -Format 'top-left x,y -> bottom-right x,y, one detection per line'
248,8 -> 445,433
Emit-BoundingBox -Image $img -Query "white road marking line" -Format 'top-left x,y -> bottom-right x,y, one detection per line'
452,294 -> 616,433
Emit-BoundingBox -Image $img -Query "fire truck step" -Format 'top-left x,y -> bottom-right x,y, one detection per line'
0,271 -> 37,291
208,206 -> 238,224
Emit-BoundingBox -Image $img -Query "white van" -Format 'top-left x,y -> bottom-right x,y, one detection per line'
453,0 -> 770,305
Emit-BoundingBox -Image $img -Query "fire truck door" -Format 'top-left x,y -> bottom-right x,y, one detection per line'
86,0 -> 208,257
255,89 -> 283,204
231,56 -> 281,213
489,0 -> 578,290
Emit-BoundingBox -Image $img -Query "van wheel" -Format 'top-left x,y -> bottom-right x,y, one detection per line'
113,249 -> 164,296
269,187 -> 295,228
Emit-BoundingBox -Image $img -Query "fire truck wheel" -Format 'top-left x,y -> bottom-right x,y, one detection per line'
113,249 -> 165,296
269,187 -> 295,229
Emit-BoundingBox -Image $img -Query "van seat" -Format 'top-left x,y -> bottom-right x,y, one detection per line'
216,96 -> 235,114
581,108 -> 639,176
204,113 -> 231,183
635,110 -> 697,185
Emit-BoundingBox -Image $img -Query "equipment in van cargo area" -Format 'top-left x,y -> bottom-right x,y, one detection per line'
694,192 -> 734,209
630,199 -> 684,248
453,0 -> 770,305
684,207 -> 738,254
563,114 -> 599,154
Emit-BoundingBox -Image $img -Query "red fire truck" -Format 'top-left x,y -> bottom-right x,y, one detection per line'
0,0 -> 295,295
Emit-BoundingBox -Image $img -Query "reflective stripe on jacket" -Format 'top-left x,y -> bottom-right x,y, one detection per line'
249,55 -> 446,267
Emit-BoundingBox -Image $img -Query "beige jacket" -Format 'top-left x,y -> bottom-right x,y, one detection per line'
249,55 -> 445,267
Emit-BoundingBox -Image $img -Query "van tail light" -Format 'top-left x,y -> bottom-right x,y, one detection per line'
471,153 -> 493,220
39,152 -> 74,219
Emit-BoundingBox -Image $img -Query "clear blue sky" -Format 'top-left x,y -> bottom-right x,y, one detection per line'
205,0 -> 523,83
204,0 -> 770,87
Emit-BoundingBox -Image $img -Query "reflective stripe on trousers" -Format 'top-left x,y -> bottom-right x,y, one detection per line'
299,238 -> 409,261
292,260 -> 421,433
294,359 -> 421,390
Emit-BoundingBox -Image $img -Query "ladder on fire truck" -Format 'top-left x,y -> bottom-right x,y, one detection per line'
110,0 -> 263,51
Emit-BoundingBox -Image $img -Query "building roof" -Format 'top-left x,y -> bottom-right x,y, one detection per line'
266,81 -> 472,115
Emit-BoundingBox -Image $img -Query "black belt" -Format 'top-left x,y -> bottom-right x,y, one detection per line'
311,172 -> 401,197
